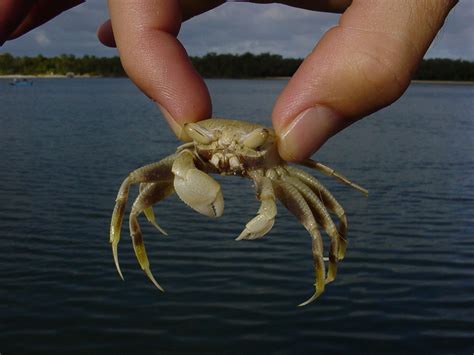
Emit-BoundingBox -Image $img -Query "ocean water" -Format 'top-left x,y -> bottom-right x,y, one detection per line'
0,78 -> 473,354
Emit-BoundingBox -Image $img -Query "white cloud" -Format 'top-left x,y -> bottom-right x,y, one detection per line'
34,31 -> 51,47
180,3 -> 338,58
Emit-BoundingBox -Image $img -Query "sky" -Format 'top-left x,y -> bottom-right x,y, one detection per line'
1,1 -> 473,60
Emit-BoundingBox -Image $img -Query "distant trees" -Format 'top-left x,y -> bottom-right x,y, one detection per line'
0,52 -> 473,81
415,58 -> 474,81
190,52 -> 301,78
0,53 -> 124,76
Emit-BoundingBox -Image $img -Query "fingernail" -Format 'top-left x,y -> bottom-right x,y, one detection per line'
156,104 -> 186,140
279,106 -> 342,162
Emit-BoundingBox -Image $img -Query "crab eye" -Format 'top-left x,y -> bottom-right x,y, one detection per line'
242,128 -> 269,149
184,123 -> 216,144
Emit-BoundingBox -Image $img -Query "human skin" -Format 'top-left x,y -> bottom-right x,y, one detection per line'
0,0 -> 458,161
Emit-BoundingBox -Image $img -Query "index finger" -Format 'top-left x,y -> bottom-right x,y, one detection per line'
108,0 -> 212,139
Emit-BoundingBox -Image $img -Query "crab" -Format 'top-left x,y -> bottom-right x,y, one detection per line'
110,118 -> 367,306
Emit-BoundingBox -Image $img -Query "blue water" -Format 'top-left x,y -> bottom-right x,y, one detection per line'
0,78 -> 473,354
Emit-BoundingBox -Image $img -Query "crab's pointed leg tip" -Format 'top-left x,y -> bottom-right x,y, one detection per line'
150,221 -> 168,236
112,243 -> 124,280
145,268 -> 165,292
116,265 -> 124,281
297,292 -> 320,307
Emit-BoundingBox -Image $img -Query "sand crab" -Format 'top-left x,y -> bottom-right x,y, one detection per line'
110,118 -> 367,306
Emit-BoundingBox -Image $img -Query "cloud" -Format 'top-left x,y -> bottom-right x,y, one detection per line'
179,3 -> 339,58
34,31 -> 51,47
0,1 -> 472,60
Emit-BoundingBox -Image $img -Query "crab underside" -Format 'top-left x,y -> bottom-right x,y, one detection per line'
109,118 -> 367,306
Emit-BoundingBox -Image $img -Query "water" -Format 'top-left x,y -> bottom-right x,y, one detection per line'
0,78 -> 473,354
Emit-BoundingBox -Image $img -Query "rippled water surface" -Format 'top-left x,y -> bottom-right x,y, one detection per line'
0,78 -> 473,354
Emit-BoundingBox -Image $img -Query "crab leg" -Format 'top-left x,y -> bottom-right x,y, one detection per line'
236,174 -> 277,241
139,183 -> 168,236
283,175 -> 340,284
129,181 -> 175,291
172,150 -> 224,218
272,180 -> 325,306
110,155 -> 175,279
286,166 -> 349,260
302,159 -> 368,196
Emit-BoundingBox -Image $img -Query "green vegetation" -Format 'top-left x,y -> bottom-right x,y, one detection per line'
0,52 -> 473,81
0,53 -> 124,76
415,58 -> 474,81
191,52 -> 301,78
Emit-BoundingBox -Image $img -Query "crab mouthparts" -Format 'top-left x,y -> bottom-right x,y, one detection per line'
209,152 -> 243,173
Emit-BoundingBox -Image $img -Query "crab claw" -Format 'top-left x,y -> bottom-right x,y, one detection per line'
236,212 -> 275,240
236,176 -> 276,240
172,150 -> 224,217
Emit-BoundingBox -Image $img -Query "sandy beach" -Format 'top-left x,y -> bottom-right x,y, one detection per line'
1,75 -> 473,84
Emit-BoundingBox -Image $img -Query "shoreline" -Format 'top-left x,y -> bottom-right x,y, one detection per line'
1,75 -> 473,85
411,79 -> 474,85
0,74 -> 101,78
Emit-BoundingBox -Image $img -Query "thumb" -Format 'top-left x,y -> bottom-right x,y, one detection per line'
272,0 -> 457,162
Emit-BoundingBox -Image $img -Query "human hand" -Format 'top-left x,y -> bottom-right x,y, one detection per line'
2,1 -> 458,162
0,0 -> 84,45
97,0 -> 458,161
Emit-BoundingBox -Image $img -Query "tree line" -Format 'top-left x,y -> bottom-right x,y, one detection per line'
0,54 -> 124,77
0,52 -> 473,81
